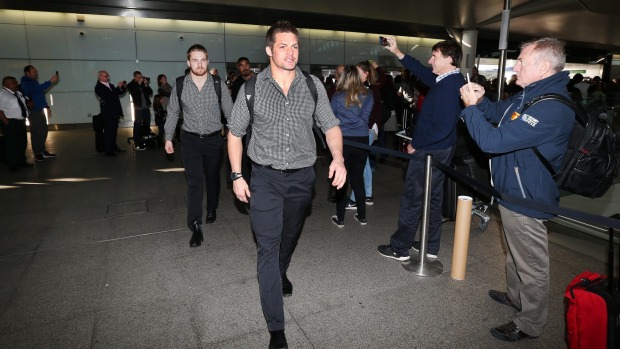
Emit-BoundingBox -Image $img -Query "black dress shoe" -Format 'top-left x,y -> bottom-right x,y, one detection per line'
206,210 -> 216,224
282,274 -> 292,297
190,221 -> 203,248
490,321 -> 537,342
268,330 -> 288,349
488,290 -> 522,311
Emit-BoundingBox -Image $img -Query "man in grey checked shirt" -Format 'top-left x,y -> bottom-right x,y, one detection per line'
227,21 -> 346,349
164,44 -> 233,248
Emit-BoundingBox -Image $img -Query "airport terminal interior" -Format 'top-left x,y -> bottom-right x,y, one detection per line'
1,1 -> 620,348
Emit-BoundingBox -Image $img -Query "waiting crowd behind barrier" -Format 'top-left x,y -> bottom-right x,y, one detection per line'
2,19 -> 620,349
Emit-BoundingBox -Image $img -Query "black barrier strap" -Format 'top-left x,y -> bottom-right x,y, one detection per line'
342,139 -> 620,230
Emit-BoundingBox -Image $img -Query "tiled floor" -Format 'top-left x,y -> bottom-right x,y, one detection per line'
0,127 -> 617,348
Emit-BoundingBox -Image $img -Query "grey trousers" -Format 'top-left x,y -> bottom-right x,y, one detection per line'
28,108 -> 48,154
498,205 -> 549,336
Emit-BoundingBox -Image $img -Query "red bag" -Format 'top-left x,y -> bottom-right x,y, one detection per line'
564,271 -> 609,349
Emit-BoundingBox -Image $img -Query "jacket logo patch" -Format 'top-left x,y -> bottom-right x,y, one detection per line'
510,111 -> 520,120
521,114 -> 539,127
246,94 -> 252,100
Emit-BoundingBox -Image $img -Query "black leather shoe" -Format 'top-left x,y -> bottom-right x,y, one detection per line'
490,321 -> 537,342
282,274 -> 292,297
206,210 -> 216,224
488,290 -> 522,311
190,221 -> 203,248
268,330 -> 288,349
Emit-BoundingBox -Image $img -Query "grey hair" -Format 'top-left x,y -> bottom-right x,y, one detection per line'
521,37 -> 566,73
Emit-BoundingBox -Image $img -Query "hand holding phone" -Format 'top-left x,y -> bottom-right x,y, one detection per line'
379,36 -> 388,46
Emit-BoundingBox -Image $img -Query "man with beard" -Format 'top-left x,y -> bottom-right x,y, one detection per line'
230,56 -> 255,102
164,44 -> 233,247
227,20 -> 346,349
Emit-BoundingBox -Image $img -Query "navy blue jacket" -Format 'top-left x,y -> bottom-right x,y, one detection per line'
20,76 -> 51,110
461,71 -> 573,218
330,91 -> 373,137
400,54 -> 465,150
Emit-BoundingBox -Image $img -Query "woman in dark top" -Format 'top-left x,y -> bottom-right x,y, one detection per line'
330,66 -> 374,227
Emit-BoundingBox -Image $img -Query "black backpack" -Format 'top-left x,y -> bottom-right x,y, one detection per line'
523,93 -> 618,198
243,71 -> 326,149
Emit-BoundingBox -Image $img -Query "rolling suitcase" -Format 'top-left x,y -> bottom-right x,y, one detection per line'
564,228 -> 620,349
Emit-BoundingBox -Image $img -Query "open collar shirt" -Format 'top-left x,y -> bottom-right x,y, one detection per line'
228,65 -> 339,170
0,88 -> 28,120
164,74 -> 233,140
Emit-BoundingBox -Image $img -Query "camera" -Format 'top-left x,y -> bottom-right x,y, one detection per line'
144,77 -> 150,82
122,80 -> 127,85
379,36 -> 388,46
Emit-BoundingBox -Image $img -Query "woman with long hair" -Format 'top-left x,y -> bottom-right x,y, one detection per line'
330,65 -> 374,227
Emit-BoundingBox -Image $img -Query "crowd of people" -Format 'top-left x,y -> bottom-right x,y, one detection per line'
0,19 -> 614,348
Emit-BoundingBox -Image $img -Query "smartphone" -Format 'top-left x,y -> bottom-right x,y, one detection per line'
466,73 -> 471,84
379,36 -> 388,46
56,70 -> 59,77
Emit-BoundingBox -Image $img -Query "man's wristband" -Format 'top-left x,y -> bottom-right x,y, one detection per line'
230,172 -> 243,181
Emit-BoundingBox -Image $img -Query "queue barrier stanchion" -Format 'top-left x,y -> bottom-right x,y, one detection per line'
402,154 -> 443,276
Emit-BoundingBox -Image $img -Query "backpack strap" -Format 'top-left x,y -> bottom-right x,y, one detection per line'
243,75 -> 258,124
175,76 -> 185,114
522,93 -> 586,176
211,73 -> 222,106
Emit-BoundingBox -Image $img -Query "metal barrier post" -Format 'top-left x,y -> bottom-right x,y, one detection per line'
402,154 -> 443,276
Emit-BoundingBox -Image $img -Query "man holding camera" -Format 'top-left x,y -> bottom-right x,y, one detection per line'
95,70 -> 127,156
127,71 -> 153,150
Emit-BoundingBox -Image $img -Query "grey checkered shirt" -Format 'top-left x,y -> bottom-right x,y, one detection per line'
228,66 -> 340,170
164,74 -> 233,140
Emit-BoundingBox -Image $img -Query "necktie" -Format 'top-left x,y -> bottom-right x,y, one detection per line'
15,91 -> 27,118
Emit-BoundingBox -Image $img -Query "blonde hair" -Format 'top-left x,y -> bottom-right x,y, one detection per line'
336,65 -> 368,108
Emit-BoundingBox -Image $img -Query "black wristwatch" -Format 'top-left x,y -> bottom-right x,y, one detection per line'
230,172 -> 243,181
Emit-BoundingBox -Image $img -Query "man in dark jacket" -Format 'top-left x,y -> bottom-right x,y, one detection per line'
95,70 -> 127,156
377,37 -> 464,262
460,37 -> 573,342
126,71 -> 153,150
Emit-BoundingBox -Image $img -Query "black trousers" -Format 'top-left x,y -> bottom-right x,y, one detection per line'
181,131 -> 224,228
389,146 -> 454,255
103,115 -> 119,154
250,164 -> 315,331
0,119 -> 27,170
336,136 -> 369,220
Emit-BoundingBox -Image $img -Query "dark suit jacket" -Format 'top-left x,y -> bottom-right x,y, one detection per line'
126,80 -> 153,109
95,81 -> 126,119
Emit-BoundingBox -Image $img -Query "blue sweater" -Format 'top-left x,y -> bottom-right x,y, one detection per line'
330,91 -> 373,137
461,71 -> 573,219
400,55 -> 465,150
21,76 -> 52,110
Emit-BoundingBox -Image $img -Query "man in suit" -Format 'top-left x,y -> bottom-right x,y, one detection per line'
95,70 -> 127,156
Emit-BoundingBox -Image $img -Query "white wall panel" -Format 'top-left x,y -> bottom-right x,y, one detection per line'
0,10 -> 25,25
225,23 -> 269,36
136,31 -> 225,62
24,11 -> 135,29
0,59 -> 30,81
27,26 -> 137,61
47,92 -> 102,124
136,61 -> 190,89
0,25 -> 28,58
308,39 -> 345,65
308,29 -> 345,41
224,35 -> 269,65
136,18 -> 224,34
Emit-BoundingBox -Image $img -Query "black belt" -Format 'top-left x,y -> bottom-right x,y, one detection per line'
252,161 -> 303,173
184,130 -> 221,138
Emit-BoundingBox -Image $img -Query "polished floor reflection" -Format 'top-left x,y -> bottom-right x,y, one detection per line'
0,127 -> 616,348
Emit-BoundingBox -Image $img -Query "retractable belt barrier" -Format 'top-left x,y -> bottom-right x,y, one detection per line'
342,139 -> 620,231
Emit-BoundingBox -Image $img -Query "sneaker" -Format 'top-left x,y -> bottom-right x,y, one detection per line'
354,214 -> 367,226
411,241 -> 438,259
377,245 -> 410,261
488,290 -> 522,311
365,197 -> 374,206
42,151 -> 56,158
331,215 -> 344,228
134,145 -> 147,151
345,200 -> 357,210
34,153 -> 45,161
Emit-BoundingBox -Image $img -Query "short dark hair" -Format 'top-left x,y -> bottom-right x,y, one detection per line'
431,41 -> 462,67
2,76 -> 16,87
237,57 -> 250,64
157,74 -> 166,86
266,20 -> 298,49
186,44 -> 208,61
23,65 -> 34,74
133,71 -> 142,77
